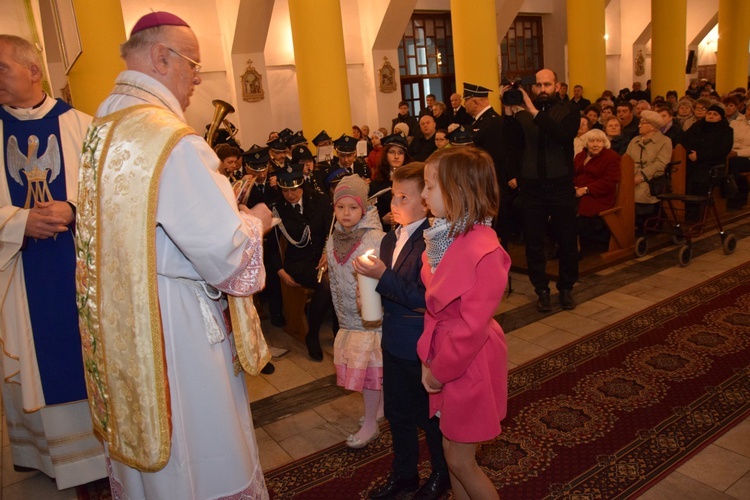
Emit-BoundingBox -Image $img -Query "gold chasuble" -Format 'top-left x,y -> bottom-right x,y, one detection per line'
75,105 -> 270,472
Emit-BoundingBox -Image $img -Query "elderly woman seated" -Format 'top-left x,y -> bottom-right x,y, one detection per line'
627,110 -> 672,233
574,129 -> 621,252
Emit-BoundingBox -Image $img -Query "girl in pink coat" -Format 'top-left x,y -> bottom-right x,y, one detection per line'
418,147 -> 510,499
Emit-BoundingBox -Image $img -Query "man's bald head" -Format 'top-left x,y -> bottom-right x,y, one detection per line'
534,68 -> 560,101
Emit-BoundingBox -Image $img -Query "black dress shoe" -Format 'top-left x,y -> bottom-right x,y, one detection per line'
305,334 -> 323,362
414,470 -> 451,500
368,473 -> 419,499
559,289 -> 576,310
260,362 -> 275,375
536,290 -> 551,312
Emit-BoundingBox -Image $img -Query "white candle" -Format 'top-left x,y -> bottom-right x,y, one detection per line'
356,249 -> 383,322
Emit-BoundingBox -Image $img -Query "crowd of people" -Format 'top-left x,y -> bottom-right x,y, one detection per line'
3,9 -> 750,499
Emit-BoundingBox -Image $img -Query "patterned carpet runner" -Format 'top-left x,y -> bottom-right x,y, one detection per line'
264,263 -> 750,498
78,263 -> 750,499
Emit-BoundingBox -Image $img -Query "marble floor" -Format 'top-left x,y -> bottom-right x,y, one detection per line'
3,223 -> 750,499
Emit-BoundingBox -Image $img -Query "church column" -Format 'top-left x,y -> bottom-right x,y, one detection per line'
288,0 -> 352,138
68,0 -> 126,115
716,0 -> 750,94
566,0 -> 607,101
651,0 -> 687,101
450,0 -> 501,110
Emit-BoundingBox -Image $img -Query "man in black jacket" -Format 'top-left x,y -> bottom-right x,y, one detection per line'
503,69 -> 580,311
449,92 -> 473,126
464,82 -> 520,247
266,163 -> 333,360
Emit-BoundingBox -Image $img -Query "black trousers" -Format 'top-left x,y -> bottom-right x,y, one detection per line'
522,183 -> 579,292
383,350 -> 447,478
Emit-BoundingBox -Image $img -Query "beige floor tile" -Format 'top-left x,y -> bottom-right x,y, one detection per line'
636,286 -> 681,303
638,471 -> 734,500
726,471 -> 750,499
263,409 -> 328,442
2,474 -> 78,500
313,392 -> 365,436
2,446 -> 39,487
714,420 -> 750,458
587,306 -> 634,324
529,329 -> 580,351
614,281 -> 655,296
505,336 -> 550,366
246,374 -> 280,403
568,299 -> 611,318
592,291 -> 656,312
257,434 -> 294,472
261,357 -> 316,393
656,266 -> 711,283
277,423 -> 349,460
676,444 -> 750,491
538,311 -> 607,337
508,322 -> 556,342
507,361 -> 518,371
638,274 -> 702,292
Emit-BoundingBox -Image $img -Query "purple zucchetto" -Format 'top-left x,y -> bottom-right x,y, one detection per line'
130,11 -> 190,37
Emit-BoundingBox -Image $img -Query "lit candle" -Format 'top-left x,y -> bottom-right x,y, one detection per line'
356,249 -> 383,322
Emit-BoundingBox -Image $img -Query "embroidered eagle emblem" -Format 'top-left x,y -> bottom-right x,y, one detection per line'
7,134 -> 61,208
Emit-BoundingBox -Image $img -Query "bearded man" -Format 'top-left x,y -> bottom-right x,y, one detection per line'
502,68 -> 580,312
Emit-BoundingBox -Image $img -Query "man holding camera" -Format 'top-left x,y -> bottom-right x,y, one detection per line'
502,69 -> 580,312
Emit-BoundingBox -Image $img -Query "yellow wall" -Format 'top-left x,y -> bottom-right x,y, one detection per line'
67,0 -> 126,115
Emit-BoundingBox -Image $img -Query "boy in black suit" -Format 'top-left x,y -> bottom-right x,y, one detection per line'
353,163 -> 449,500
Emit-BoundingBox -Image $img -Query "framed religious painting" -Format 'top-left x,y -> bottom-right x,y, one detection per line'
378,57 -> 397,93
241,60 -> 265,103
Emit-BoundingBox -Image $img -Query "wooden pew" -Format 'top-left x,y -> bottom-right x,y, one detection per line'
599,154 -> 635,262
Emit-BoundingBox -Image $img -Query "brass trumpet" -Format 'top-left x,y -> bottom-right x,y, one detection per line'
206,99 -> 235,148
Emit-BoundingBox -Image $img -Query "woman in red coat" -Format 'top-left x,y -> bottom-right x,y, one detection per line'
419,147 -> 509,499
573,129 -> 621,250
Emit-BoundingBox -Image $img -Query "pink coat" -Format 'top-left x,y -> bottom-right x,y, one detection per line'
417,225 -> 510,443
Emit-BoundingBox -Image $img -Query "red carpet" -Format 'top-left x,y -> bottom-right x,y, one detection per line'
79,263 -> 750,499
264,263 -> 750,498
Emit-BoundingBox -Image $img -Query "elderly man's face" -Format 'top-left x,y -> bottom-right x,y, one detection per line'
0,41 -> 39,107
450,93 -> 461,108
162,27 -> 202,111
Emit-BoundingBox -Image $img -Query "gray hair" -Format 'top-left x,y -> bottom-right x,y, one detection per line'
581,128 -> 611,149
120,26 -> 169,59
0,35 -> 42,70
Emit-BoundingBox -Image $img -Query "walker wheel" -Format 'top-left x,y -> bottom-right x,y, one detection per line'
678,245 -> 692,267
635,237 -> 648,257
723,234 -> 737,255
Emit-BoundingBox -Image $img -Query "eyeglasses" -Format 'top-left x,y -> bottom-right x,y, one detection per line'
167,47 -> 201,74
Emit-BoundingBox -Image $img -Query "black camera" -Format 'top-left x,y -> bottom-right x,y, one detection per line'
501,75 -> 536,106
